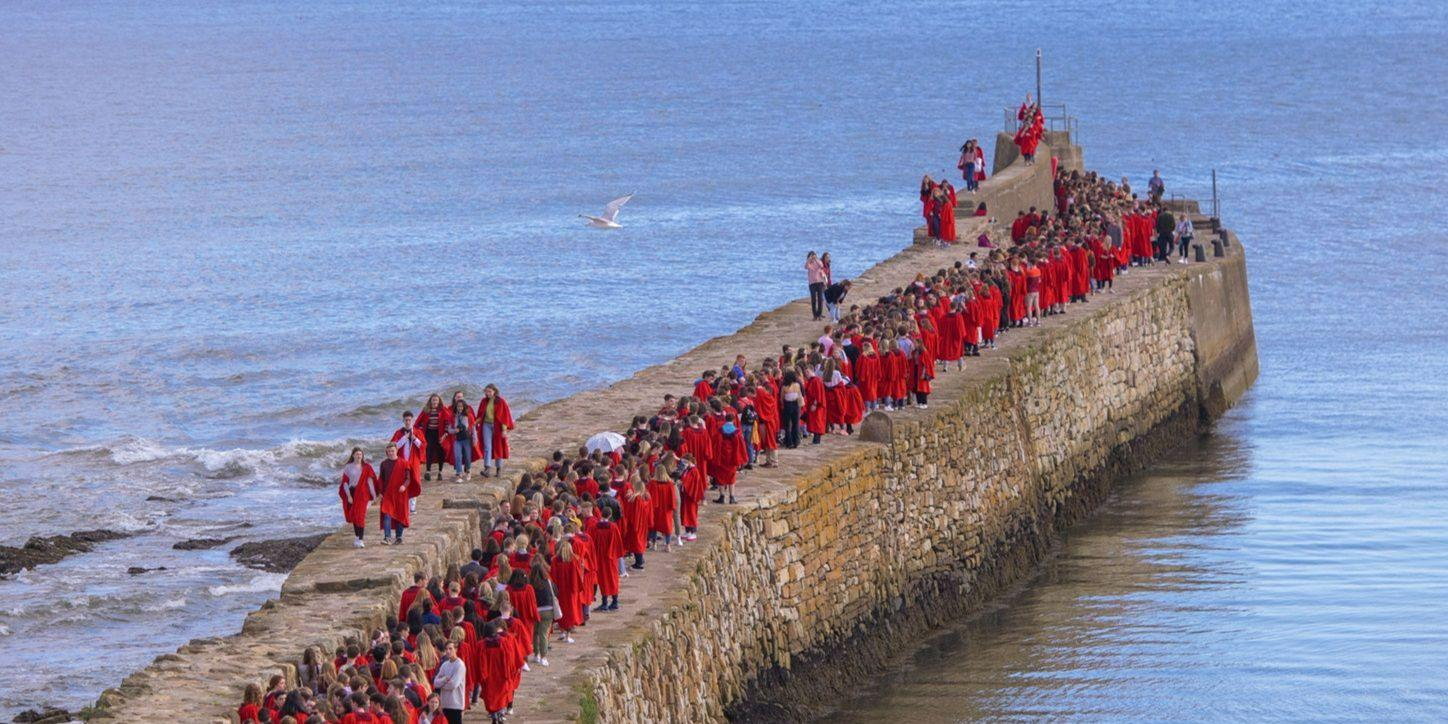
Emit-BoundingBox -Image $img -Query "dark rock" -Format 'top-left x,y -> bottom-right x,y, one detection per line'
229,534 -> 328,573
172,537 -> 236,551
0,529 -> 132,576
12,707 -> 74,723
126,566 -> 168,575
144,495 -> 177,502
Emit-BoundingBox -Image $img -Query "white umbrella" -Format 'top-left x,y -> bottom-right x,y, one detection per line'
585,431 -> 627,454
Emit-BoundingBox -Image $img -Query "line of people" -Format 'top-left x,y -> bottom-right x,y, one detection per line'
239,150 -> 1195,724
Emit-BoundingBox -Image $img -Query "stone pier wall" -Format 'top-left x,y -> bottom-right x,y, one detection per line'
581,244 -> 1255,722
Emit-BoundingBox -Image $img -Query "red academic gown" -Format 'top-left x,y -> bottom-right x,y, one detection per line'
411,409 -> 448,467
803,375 -> 828,435
440,407 -> 482,466
378,458 -> 416,529
938,186 -> 958,242
692,379 -> 715,401
473,636 -> 525,714
474,396 -> 515,460
505,583 -> 539,656
712,425 -> 747,486
619,490 -> 652,555
647,478 -> 677,536
1008,269 -> 1026,322
339,463 -> 377,529
550,554 -> 585,630
980,288 -> 999,342
681,426 -> 713,469
1070,245 -> 1091,297
573,531 -> 597,607
855,352 -> 882,403
754,383 -> 780,451
679,463 -> 707,529
591,520 -> 623,597
390,426 -> 426,495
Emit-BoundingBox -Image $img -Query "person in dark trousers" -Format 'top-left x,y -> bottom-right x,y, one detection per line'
805,251 -> 826,320
823,279 -> 852,322
1155,208 -> 1177,263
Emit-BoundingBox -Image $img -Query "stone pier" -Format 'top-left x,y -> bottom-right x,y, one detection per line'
88,131 -> 1257,723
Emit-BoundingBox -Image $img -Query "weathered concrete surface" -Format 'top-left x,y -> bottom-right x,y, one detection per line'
916,130 -> 1081,246
992,129 -> 1081,177
90,133 -> 1257,724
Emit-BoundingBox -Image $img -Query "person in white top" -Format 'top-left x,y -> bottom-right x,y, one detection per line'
432,640 -> 467,723
1175,215 -> 1195,262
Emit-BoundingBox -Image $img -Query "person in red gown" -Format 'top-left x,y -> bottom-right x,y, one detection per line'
339,447 -> 377,549
938,181 -> 958,243
647,463 -> 678,549
678,453 -> 706,541
549,539 -> 584,641
475,384 -> 515,478
920,175 -> 938,238
472,621 -> 525,721
441,394 -> 480,482
591,509 -> 623,611
503,570 -> 539,660
752,377 -> 780,468
378,442 -> 416,545
712,415 -> 747,504
390,411 -> 425,512
413,394 -> 449,483
619,476 -> 652,569
802,366 -> 828,444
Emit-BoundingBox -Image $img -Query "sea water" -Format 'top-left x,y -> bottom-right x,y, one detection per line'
1,0 -> 1445,717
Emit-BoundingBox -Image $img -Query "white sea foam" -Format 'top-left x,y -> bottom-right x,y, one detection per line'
207,572 -> 286,597
48,436 -> 354,477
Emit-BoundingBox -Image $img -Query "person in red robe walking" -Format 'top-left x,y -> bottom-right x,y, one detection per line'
591,509 -> 623,611
442,394 -> 480,482
678,454 -> 706,541
802,366 -> 828,444
647,463 -> 678,549
390,411 -> 426,514
619,476 -> 652,570
413,394 -> 449,483
712,416 -> 747,504
937,181 -> 958,243
472,622 -> 525,721
549,540 -> 584,641
503,570 -> 539,659
339,447 -> 377,549
378,442 -> 416,545
475,384 -> 515,478
752,377 -> 780,468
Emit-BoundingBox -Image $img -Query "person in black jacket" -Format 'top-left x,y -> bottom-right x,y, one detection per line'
823,279 -> 852,322
1155,208 -> 1177,263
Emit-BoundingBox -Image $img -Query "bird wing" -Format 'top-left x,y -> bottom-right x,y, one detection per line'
601,193 -> 634,222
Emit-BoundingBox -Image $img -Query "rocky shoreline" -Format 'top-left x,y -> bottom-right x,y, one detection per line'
228,534 -> 329,573
0,530 -> 132,577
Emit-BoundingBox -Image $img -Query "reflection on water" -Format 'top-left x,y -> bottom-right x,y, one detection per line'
820,405 -> 1448,721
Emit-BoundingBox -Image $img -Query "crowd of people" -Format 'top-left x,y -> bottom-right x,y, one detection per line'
237,117 -> 1198,724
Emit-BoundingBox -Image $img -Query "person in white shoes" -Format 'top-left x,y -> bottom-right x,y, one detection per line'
338,447 -> 377,549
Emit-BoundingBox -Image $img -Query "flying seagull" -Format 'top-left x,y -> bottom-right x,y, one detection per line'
579,193 -> 634,229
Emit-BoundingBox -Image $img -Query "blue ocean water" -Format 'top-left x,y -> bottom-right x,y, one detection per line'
1,0 -> 1445,718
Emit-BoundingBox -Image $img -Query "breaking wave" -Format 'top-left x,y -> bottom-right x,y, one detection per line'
207,573 -> 286,597
48,436 -> 355,478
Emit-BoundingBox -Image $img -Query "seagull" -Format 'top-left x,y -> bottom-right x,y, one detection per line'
579,193 -> 634,229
